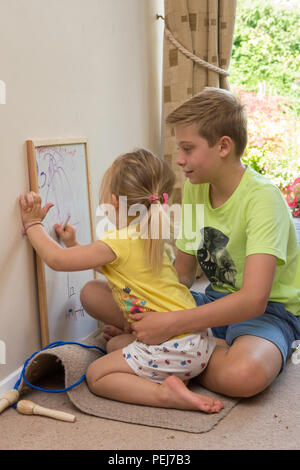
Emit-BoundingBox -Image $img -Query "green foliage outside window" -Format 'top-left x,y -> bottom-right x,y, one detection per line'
230,0 -> 300,190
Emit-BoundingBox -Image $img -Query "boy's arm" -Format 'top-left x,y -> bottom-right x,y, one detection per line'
130,253 -> 277,344
173,253 -> 277,334
174,249 -> 197,288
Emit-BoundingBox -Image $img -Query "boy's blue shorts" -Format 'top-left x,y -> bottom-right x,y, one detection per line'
191,284 -> 300,373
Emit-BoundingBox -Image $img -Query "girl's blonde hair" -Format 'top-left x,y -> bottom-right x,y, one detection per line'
100,149 -> 176,273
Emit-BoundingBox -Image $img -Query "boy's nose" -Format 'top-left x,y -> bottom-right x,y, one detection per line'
176,151 -> 185,167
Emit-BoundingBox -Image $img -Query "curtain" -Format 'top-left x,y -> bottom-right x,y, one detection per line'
163,0 -> 237,204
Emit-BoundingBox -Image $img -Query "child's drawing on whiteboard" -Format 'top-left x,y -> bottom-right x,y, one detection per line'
36,146 -> 79,241
66,273 -> 86,318
36,145 -> 86,322
34,144 -> 93,330
66,307 -> 85,320
67,273 -> 76,297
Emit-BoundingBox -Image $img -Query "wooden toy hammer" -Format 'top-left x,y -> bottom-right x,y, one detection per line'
17,400 -> 76,422
0,390 -> 20,413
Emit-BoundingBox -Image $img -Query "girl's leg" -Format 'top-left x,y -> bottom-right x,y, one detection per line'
106,333 -> 136,353
86,349 -> 224,413
80,280 -> 124,339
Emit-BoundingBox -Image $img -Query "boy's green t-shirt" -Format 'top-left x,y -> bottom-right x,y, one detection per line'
176,167 -> 300,318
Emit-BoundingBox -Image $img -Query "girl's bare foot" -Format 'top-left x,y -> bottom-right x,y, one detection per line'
160,376 -> 224,413
102,325 -> 124,341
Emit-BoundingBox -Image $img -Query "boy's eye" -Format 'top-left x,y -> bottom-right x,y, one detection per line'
176,145 -> 194,153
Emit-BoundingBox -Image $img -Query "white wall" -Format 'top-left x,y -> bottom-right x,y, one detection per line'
0,0 -> 164,384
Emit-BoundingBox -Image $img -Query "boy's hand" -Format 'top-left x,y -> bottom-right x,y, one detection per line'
129,311 -> 176,345
54,223 -> 78,248
123,317 -> 132,334
19,192 -> 54,227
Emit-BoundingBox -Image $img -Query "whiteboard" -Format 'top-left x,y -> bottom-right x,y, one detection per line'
27,138 -> 98,346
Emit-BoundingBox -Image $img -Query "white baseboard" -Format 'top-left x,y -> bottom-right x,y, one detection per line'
0,366 -> 23,396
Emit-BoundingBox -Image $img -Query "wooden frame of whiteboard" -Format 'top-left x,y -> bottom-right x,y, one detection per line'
26,138 -> 96,347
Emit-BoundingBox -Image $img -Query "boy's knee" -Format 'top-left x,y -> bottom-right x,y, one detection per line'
224,357 -> 273,398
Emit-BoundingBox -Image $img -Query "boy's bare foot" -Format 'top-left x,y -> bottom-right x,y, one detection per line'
102,325 -> 123,341
160,376 -> 224,413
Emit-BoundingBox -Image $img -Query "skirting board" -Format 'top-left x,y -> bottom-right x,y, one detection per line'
0,332 -> 97,398
0,366 -> 23,396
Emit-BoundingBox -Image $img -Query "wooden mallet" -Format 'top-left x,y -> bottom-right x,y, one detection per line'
17,400 -> 76,423
0,390 -> 20,414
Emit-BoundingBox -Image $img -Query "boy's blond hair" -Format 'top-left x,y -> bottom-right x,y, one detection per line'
100,149 -> 176,273
166,87 -> 247,157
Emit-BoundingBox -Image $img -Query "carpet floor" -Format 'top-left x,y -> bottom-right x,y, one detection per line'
1,278 -> 299,450
0,356 -> 299,450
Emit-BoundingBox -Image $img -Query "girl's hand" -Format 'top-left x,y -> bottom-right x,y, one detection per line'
54,223 -> 78,248
129,311 -> 176,345
19,192 -> 54,227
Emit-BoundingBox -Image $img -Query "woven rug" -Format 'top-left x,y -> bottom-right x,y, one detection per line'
17,329 -> 239,433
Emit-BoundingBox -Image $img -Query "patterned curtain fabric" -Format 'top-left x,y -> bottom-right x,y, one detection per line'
163,0 -> 237,203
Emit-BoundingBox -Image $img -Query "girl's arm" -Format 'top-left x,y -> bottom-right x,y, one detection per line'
20,192 -> 116,271
26,225 -> 115,271
129,253 -> 277,344
54,221 -> 103,272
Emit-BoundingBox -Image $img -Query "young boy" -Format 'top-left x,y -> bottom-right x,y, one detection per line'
125,87 -> 300,398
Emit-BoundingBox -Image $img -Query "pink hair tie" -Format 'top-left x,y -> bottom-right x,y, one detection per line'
149,193 -> 169,211
162,193 -> 169,212
149,194 -> 160,204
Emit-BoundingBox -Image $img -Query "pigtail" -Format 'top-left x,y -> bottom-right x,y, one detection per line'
144,203 -> 165,274
144,194 -> 175,274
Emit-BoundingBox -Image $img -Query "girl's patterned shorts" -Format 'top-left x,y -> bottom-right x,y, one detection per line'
122,330 -> 216,384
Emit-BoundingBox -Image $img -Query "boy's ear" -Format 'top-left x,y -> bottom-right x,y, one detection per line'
111,194 -> 119,209
219,136 -> 232,157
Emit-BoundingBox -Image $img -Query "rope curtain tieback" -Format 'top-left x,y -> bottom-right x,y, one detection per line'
156,14 -> 230,77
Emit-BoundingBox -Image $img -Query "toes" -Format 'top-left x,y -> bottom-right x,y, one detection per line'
210,400 -> 224,413
102,326 -> 115,339
201,398 -> 224,413
102,333 -> 111,341
102,325 -> 123,336
102,325 -> 111,333
201,402 -> 212,412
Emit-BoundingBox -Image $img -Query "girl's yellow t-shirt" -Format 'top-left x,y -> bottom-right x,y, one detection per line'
99,225 -> 197,326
